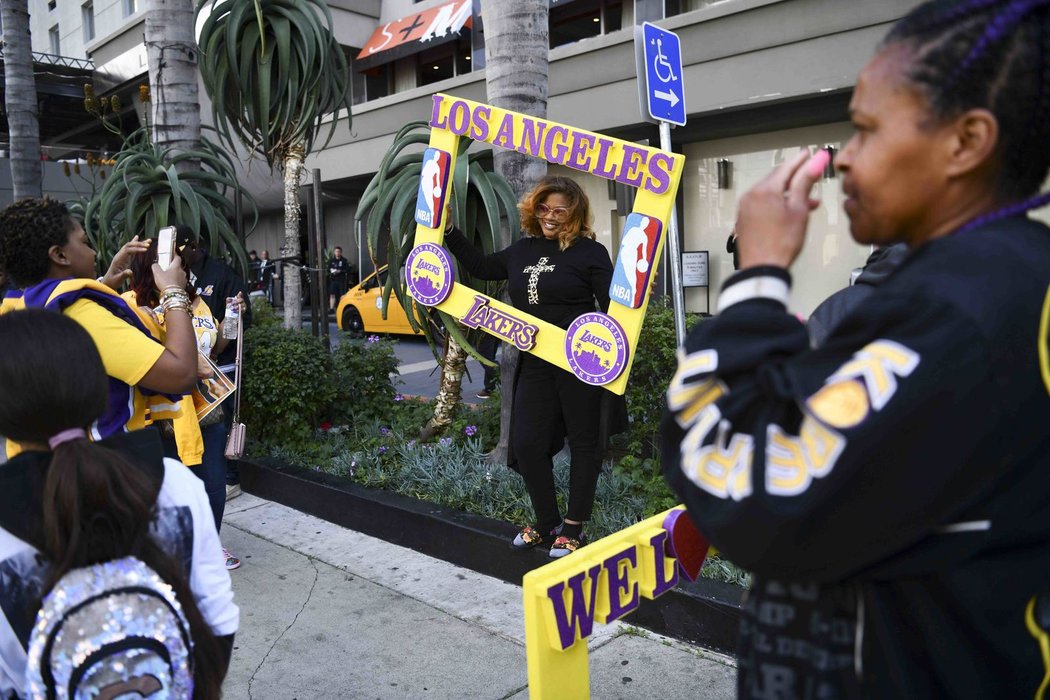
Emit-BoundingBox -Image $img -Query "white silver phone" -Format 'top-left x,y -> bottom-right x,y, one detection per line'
156,226 -> 177,270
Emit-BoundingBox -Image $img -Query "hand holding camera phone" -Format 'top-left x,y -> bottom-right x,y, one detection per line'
156,226 -> 177,271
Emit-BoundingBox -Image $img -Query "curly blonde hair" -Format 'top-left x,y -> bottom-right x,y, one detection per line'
519,176 -> 594,252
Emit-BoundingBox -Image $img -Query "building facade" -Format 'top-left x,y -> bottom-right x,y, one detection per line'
17,0 -> 1003,316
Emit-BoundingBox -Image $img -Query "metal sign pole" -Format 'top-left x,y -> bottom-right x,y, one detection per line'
638,21 -> 688,346
660,121 -> 686,347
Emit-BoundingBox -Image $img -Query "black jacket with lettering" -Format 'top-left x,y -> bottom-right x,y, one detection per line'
189,250 -> 251,367
661,215 -> 1050,698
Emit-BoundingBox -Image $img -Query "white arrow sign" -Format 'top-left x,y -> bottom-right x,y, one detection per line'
653,89 -> 680,107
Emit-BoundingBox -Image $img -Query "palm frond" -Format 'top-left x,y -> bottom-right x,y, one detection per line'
83,126 -> 256,274
196,0 -> 352,167
355,124 -> 516,358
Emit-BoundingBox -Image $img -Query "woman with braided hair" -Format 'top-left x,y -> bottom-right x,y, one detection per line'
661,0 -> 1050,696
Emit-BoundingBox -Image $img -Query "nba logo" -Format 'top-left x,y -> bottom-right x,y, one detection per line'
609,213 -> 662,309
415,148 -> 452,229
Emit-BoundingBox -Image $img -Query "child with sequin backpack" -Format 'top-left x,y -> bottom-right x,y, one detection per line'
0,310 -> 238,699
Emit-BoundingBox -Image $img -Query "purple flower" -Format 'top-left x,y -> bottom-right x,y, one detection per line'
380,426 -> 390,436
394,394 -> 404,402
367,334 -> 380,343
464,425 -> 478,437
379,446 -> 388,454
439,437 -> 452,446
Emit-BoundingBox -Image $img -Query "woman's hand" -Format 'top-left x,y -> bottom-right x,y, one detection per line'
101,236 -> 150,289
152,255 -> 188,293
225,292 -> 246,314
734,149 -> 829,270
196,352 -> 214,380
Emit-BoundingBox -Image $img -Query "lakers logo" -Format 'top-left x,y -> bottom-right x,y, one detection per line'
405,243 -> 454,306
564,312 -> 628,385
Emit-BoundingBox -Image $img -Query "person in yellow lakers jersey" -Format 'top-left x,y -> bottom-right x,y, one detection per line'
0,198 -> 198,458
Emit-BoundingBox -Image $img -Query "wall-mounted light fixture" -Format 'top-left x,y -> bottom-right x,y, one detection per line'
716,159 -> 732,190
822,145 -> 837,179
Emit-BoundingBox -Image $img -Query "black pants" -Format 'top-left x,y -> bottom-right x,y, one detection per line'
478,334 -> 500,391
512,353 -> 604,531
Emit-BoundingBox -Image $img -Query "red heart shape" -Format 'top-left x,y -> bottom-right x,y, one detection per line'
662,508 -> 709,582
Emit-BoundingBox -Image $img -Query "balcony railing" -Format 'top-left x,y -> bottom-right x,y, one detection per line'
0,48 -> 94,71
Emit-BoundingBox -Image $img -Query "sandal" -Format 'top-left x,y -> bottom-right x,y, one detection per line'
511,523 -> 561,550
549,535 -> 584,558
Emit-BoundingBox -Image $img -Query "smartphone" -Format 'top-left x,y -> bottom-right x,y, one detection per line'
156,226 -> 177,270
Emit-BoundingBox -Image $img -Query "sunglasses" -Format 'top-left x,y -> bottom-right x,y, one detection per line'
535,203 -> 570,220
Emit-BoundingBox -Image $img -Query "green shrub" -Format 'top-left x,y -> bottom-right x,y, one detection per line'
250,295 -> 281,329
242,325 -> 336,448
331,336 -> 402,424
623,298 -> 703,460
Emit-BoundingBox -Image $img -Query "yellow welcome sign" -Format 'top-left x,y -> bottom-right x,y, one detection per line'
403,93 -> 686,394
523,507 -> 709,699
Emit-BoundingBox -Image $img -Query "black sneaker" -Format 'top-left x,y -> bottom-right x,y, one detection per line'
476,389 -> 492,399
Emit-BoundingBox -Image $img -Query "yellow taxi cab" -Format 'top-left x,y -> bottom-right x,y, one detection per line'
336,266 -> 422,336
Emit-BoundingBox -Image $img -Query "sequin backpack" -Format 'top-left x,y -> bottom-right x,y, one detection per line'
24,556 -> 195,699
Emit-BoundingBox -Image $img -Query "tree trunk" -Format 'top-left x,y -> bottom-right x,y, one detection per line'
145,0 -> 201,160
483,0 -> 549,463
421,334 -> 469,441
281,144 -> 305,330
1,0 -> 40,200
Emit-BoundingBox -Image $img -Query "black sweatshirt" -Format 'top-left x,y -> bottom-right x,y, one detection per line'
443,229 -> 612,329
661,216 -> 1050,697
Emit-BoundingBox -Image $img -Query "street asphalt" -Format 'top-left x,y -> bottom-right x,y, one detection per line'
219,493 -> 737,699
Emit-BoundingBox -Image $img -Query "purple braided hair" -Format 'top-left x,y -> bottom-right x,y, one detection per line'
894,0 -> 1001,36
949,0 -> 1050,86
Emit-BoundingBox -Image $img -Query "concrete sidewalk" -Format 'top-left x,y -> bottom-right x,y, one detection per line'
219,494 -> 736,699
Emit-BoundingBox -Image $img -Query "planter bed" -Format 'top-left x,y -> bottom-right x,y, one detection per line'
239,457 -> 742,655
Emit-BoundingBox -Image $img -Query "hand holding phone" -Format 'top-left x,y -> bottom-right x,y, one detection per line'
157,226 -> 177,271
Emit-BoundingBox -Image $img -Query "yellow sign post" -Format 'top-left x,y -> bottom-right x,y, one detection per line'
522,506 -> 709,699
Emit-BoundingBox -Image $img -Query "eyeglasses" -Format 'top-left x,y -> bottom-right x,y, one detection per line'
535,203 -> 570,220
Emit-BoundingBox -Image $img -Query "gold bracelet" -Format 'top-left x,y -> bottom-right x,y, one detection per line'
160,289 -> 190,302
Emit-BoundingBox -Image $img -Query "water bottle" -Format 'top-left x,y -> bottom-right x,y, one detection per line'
223,298 -> 239,340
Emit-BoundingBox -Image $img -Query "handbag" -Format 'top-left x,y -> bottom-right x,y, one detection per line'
224,312 -> 246,459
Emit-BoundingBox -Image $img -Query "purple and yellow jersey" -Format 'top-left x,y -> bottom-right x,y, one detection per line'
1,279 -> 178,457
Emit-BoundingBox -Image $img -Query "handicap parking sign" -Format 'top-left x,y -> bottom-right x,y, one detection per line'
639,22 -> 686,126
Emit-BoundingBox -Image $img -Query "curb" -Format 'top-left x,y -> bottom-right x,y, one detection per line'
239,458 -> 742,655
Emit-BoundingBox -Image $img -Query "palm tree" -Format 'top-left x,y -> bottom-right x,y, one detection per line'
196,0 -> 352,330
481,0 -> 550,461
356,122 -> 518,439
145,0 -> 201,157
0,0 -> 41,199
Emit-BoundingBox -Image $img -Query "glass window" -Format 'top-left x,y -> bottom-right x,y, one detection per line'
416,38 -> 472,88
123,0 -> 137,17
550,0 -> 622,49
82,2 -> 95,42
351,55 -> 392,105
48,0 -> 57,11
48,25 -> 60,55
667,0 -> 738,16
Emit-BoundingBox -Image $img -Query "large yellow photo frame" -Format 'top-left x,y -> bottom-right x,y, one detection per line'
404,94 -> 685,395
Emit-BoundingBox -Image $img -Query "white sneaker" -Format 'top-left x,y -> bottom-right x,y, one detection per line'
225,483 -> 242,501
223,548 -> 241,570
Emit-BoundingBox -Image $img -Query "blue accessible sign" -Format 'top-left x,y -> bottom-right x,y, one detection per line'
640,22 -> 686,126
